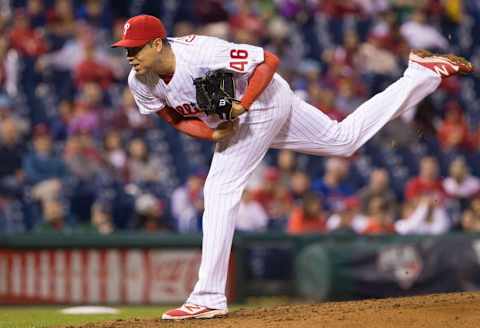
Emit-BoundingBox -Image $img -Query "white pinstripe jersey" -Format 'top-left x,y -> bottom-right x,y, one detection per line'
128,35 -> 290,128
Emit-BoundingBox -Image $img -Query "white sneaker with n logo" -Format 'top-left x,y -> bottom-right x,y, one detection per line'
162,303 -> 228,320
409,49 -> 473,78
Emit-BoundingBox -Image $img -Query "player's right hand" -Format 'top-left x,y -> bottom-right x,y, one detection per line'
212,120 -> 239,141
230,101 -> 247,120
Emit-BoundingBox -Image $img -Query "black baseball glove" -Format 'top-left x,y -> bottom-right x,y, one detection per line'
193,69 -> 237,121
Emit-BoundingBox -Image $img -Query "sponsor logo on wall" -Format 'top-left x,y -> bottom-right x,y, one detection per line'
0,249 -> 201,304
377,246 -> 423,290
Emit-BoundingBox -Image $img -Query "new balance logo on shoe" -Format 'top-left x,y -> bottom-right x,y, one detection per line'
183,304 -> 202,313
162,303 -> 228,320
434,64 -> 458,76
409,49 -> 473,78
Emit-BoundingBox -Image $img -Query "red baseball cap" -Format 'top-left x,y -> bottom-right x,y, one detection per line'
111,15 -> 166,48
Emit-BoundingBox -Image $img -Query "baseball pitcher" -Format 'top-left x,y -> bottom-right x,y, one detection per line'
112,15 -> 473,320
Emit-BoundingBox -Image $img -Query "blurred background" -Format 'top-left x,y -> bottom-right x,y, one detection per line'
1,0 -> 480,306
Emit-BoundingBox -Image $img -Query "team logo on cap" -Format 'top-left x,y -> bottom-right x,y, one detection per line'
123,22 -> 131,36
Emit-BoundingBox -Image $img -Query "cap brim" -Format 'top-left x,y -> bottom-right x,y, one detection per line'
111,39 -> 149,48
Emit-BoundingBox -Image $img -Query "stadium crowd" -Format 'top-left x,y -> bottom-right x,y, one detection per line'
0,0 -> 480,236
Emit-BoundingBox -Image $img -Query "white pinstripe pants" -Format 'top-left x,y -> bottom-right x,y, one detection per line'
186,63 -> 441,309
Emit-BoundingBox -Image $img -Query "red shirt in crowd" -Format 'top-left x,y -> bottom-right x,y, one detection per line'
361,218 -> 395,235
404,177 -> 444,201
74,58 -> 113,89
287,207 -> 326,235
437,102 -> 472,151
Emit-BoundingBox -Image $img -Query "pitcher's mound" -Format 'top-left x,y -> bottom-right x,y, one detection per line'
71,292 -> 480,328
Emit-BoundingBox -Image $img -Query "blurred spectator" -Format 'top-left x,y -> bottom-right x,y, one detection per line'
437,101 -> 472,152
395,195 -> 450,235
102,130 -> 127,180
277,150 -> 296,186
289,170 -> 312,202
37,22 -> 110,73
26,0 -> 47,28
287,192 -> 326,235
64,132 -> 103,180
0,99 -> 27,233
0,117 -> 26,197
462,195 -> 480,232
171,173 -> 205,233
235,189 -> 268,232
310,86 -> 345,121
79,80 -> 107,108
404,156 -> 444,201
336,29 -> 361,68
50,100 -> 73,141
134,193 -> 168,232
378,115 -> 418,149
8,10 -> 47,58
370,9 -> 407,54
108,86 -> 154,133
76,0 -> 112,31
321,52 -> 362,98
68,101 -> 100,136
400,9 -> 448,50
126,138 -> 168,185
358,168 -> 397,217
326,196 -> 367,234
229,0 -> 265,44
23,124 -> 68,202
361,196 -> 395,235
63,132 -> 103,222
35,199 -> 69,233
74,41 -> 113,89
312,157 -> 354,213
0,36 -> 20,97
355,34 -> 399,75
296,60 -> 321,89
335,78 -> 363,115
0,197 -> 25,233
82,199 -> 114,234
252,166 -> 293,229
264,15 -> 304,71
46,0 -> 76,40
443,157 -> 480,210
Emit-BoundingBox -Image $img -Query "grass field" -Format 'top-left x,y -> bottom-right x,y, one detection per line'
0,305 -> 170,328
0,304 -> 252,328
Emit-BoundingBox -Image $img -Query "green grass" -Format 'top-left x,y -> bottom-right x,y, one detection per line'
0,305 -> 251,328
0,305 -> 169,328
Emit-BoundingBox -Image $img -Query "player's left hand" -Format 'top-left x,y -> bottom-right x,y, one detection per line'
230,101 -> 247,119
212,120 -> 239,141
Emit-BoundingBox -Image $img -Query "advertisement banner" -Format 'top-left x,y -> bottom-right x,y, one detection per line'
296,236 -> 480,301
0,248 -> 202,304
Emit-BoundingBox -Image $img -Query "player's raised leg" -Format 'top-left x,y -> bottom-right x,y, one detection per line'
271,50 -> 472,156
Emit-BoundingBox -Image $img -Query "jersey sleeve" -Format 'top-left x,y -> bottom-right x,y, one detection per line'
128,71 -> 165,115
199,37 -> 264,76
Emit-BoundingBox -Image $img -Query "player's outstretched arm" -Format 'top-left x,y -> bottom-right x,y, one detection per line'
156,107 -> 236,141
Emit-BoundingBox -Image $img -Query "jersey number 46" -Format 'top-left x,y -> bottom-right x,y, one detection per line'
229,49 -> 249,72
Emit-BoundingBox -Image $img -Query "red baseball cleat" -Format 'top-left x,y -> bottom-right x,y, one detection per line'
409,49 -> 474,78
161,303 -> 228,320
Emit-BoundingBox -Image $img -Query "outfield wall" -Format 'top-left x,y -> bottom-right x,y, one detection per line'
1,233 -> 480,304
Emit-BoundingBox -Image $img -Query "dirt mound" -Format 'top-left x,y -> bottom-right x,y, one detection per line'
68,292 -> 480,328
